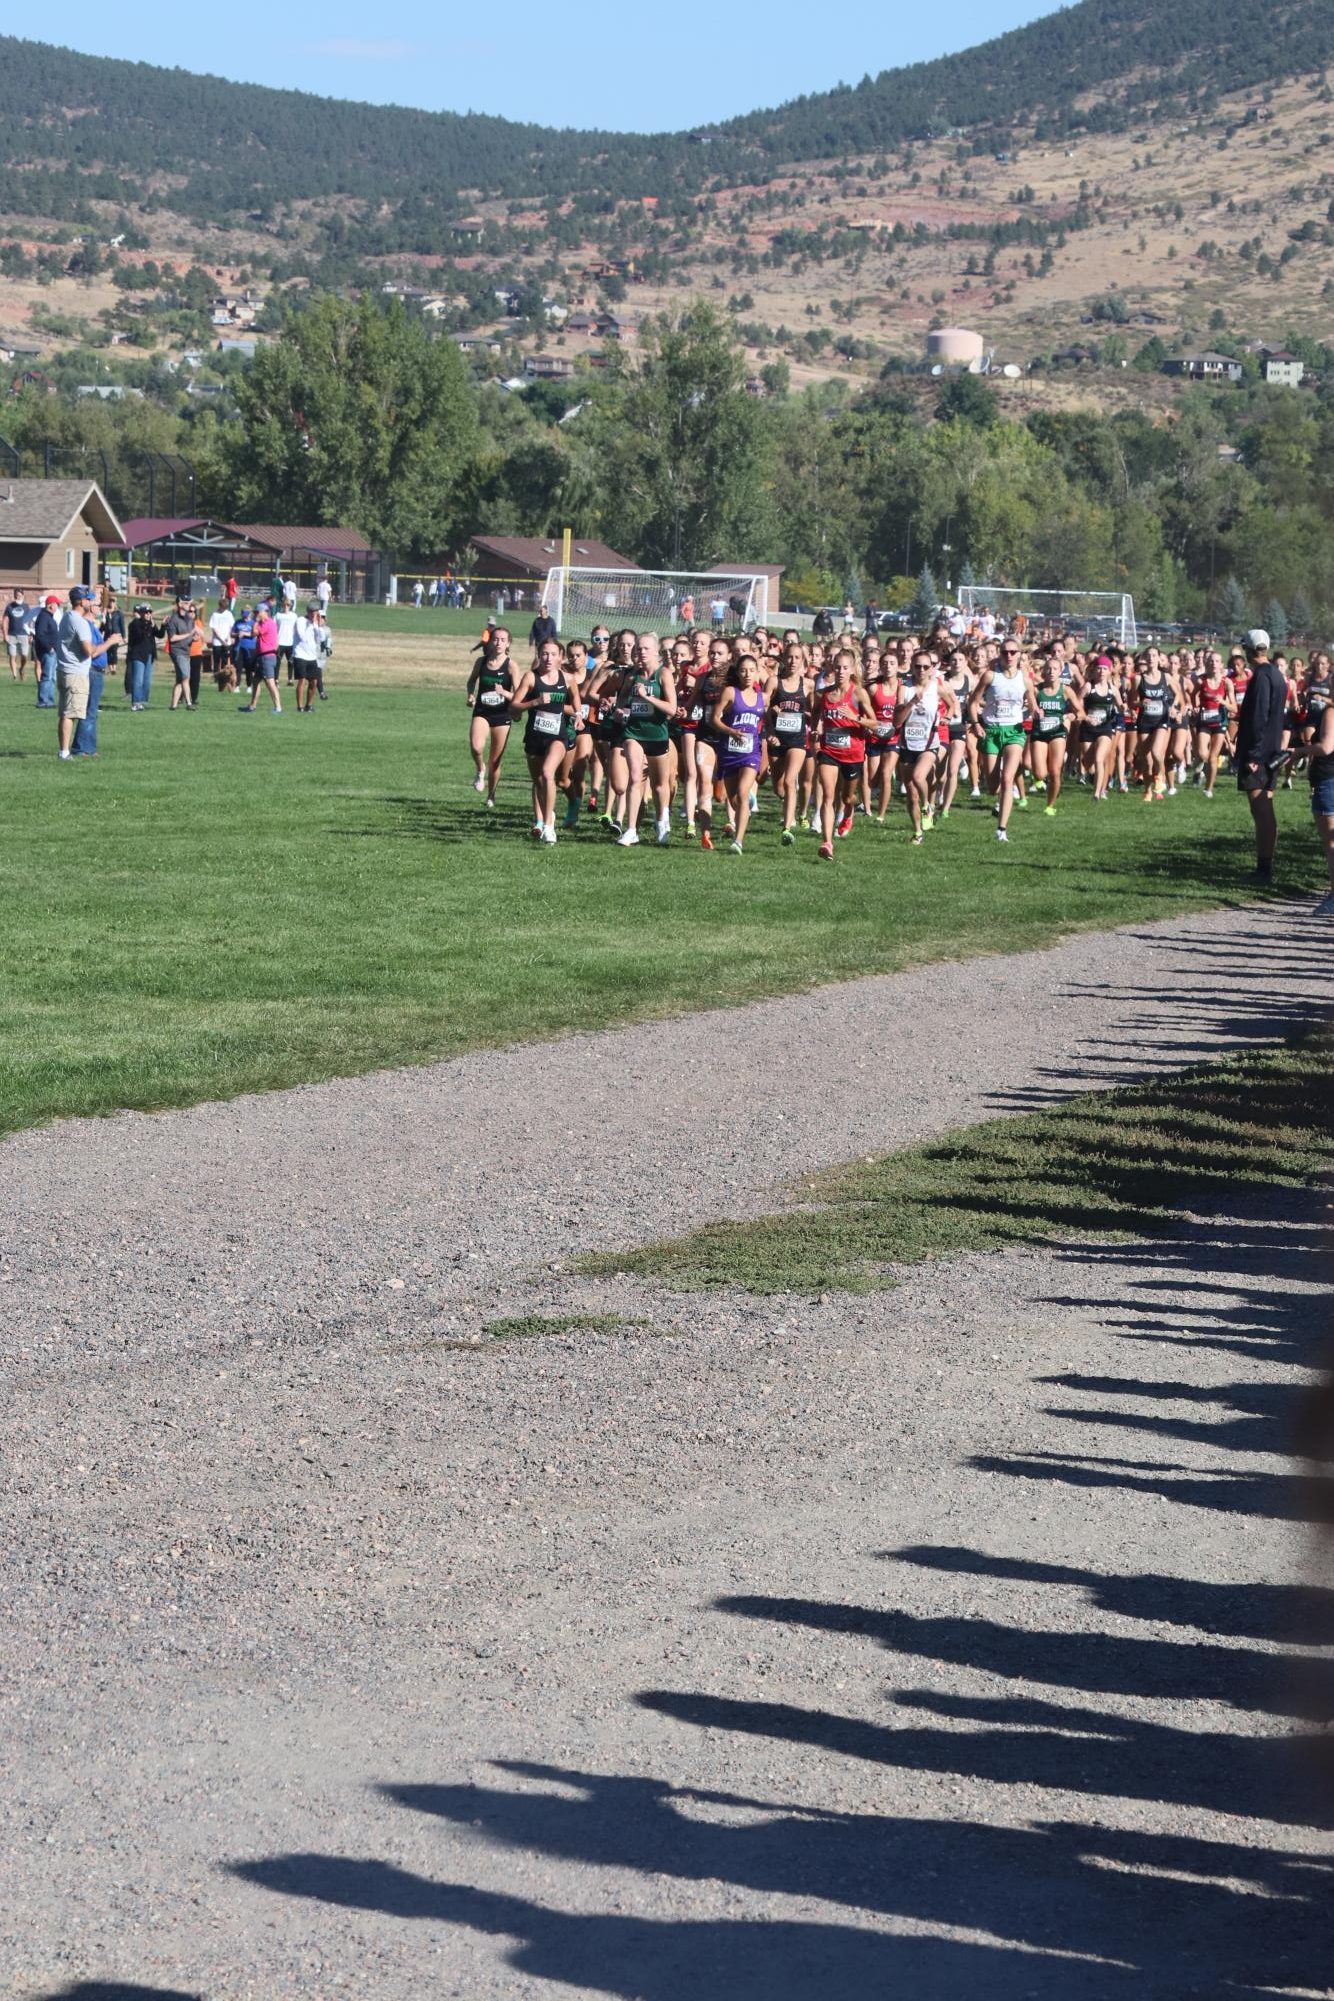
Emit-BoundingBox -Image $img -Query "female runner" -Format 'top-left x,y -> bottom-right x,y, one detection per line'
618,630 -> 677,847
589,628 -> 636,834
713,653 -> 767,854
971,640 -> 1037,842
1192,651 -> 1235,798
864,653 -> 901,822
559,637 -> 594,830
766,644 -> 810,845
1081,655 -> 1122,801
896,653 -> 959,844
1031,655 -> 1081,815
939,650 -> 973,818
512,638 -> 580,844
1133,649 -> 1179,801
812,650 -> 878,859
692,635 -> 734,851
466,625 -> 515,807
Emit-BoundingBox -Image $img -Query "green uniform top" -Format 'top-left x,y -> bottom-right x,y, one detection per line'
1036,687 -> 1067,735
523,670 -> 568,748
624,663 -> 669,747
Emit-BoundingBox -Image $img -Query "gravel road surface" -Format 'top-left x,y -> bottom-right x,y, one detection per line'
5,900 -> 1333,1998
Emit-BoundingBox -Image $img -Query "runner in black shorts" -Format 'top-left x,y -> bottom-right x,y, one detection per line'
466,625 -> 515,808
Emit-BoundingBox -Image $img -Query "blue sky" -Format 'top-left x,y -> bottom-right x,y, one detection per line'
45,0 -> 1063,128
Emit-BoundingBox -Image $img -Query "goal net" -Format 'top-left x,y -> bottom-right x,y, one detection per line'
544,566 -> 770,637
958,586 -> 1138,650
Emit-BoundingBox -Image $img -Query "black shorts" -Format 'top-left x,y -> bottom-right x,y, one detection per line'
1035,728 -> 1066,744
1196,719 -> 1224,735
476,704 -> 513,729
818,751 -> 864,771
294,657 -> 320,679
770,733 -> 807,757
1239,757 -> 1285,794
1136,717 -> 1168,734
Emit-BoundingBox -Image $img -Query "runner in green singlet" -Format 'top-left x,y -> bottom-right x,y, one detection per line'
617,630 -> 677,848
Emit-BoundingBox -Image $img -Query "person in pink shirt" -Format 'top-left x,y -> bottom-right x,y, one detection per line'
243,600 -> 283,714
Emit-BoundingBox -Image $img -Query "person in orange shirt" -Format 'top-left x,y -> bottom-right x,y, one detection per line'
189,608 -> 207,707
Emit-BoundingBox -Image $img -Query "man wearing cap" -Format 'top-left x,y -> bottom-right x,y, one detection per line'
1234,628 -> 1287,882
54,587 -> 109,761
164,593 -> 196,710
33,592 -> 61,708
3,586 -> 35,682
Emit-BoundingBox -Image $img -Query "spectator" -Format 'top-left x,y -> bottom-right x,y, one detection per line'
126,600 -> 159,709
72,599 -> 109,757
224,573 -> 238,609
232,604 -> 257,693
275,599 -> 298,685
102,590 -> 125,695
282,574 -> 297,611
1234,628 -> 1287,882
863,602 -> 878,636
243,601 -> 282,713
164,594 -> 195,710
412,579 -> 424,608
813,606 -> 835,639
33,593 -> 60,708
209,599 -> 236,691
189,604 -> 207,707
4,587 -> 35,682
55,586 -> 107,761
709,595 -> 728,632
292,602 -> 323,711
529,601 -> 558,652
316,573 -> 332,616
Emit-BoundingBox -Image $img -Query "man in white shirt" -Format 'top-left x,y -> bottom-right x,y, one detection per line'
275,602 -> 298,684
208,601 -> 236,690
292,602 -> 325,712
316,575 -> 332,614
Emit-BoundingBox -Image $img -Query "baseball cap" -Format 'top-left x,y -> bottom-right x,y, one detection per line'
70,586 -> 92,602
44,593 -> 60,606
1246,628 -> 1270,650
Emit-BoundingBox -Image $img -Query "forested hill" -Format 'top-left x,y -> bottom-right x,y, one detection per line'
2,0 -> 1333,225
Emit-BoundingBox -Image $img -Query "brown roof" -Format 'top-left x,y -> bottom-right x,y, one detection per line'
469,533 -> 638,575
0,478 -> 123,546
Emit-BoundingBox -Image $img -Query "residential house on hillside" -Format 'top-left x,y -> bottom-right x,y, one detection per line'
1260,347 -> 1305,386
524,354 -> 574,380
1163,352 -> 1243,383
0,479 -> 123,593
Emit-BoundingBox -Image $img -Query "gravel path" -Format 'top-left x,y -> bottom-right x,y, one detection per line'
5,899 -> 1334,1999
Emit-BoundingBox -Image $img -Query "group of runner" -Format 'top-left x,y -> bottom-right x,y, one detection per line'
463,617 -> 1334,895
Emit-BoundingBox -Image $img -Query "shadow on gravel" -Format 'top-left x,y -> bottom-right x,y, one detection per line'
37,1988 -> 202,2000
231,1763 -> 1333,1998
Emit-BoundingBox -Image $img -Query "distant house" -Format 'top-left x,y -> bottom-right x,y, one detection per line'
1163,352 -> 1243,383
450,218 -> 485,243
0,341 -> 40,365
468,533 -> 639,591
76,384 -> 143,401
453,333 -> 501,353
0,478 -> 123,594
1260,347 -> 1305,386
217,337 -> 258,358
523,354 -> 574,380
564,313 -> 598,336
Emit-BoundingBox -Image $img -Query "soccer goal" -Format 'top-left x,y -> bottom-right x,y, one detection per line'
544,566 -> 771,637
958,586 -> 1138,650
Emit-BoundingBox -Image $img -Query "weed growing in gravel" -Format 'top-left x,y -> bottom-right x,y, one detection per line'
580,1028 -> 1334,1294
483,1312 -> 657,1342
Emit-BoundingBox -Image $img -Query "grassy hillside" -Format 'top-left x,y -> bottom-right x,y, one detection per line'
2,0 -> 1333,224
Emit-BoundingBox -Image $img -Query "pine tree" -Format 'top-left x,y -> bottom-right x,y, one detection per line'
1217,575 -> 1249,634
1264,599 -> 1289,646
958,558 -> 977,591
1289,588 -> 1314,637
910,562 -> 940,628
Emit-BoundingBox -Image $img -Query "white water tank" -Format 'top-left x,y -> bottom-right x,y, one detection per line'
926,327 -> 985,366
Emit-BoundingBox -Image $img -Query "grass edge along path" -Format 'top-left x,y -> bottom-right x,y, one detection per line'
578,1028 -> 1334,1295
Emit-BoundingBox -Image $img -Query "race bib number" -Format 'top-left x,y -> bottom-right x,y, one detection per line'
533,710 -> 561,736
776,711 -> 803,734
480,688 -> 504,707
826,728 -> 852,749
629,698 -> 652,720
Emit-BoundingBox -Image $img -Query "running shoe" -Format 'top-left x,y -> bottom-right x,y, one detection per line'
485,796 -> 496,810
700,831 -> 714,852
729,838 -> 744,855
1166,784 -> 1177,797
1015,794 -> 1028,809
818,841 -> 834,860
781,828 -> 795,846
656,818 -> 671,847
1203,788 -> 1214,800
541,825 -> 557,845
1044,805 -> 1057,817
835,813 -> 853,838
616,828 -> 640,847
600,812 -> 616,831
995,828 -> 1009,842
911,832 -> 924,846
1031,778 -> 1046,792
686,821 -> 697,839
970,786 -> 981,798
922,811 -> 935,831
473,774 -> 486,794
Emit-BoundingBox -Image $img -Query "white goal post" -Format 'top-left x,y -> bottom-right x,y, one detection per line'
958,585 -> 1138,651
544,566 -> 772,637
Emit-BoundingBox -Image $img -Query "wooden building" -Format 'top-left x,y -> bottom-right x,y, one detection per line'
0,479 -> 123,595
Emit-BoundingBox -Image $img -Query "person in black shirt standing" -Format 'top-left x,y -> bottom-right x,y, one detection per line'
528,601 -> 558,656
1235,628 -> 1287,883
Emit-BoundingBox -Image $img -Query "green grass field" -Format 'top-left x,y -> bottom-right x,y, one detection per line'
0,675 -> 1323,1138
580,1027 -> 1334,1293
